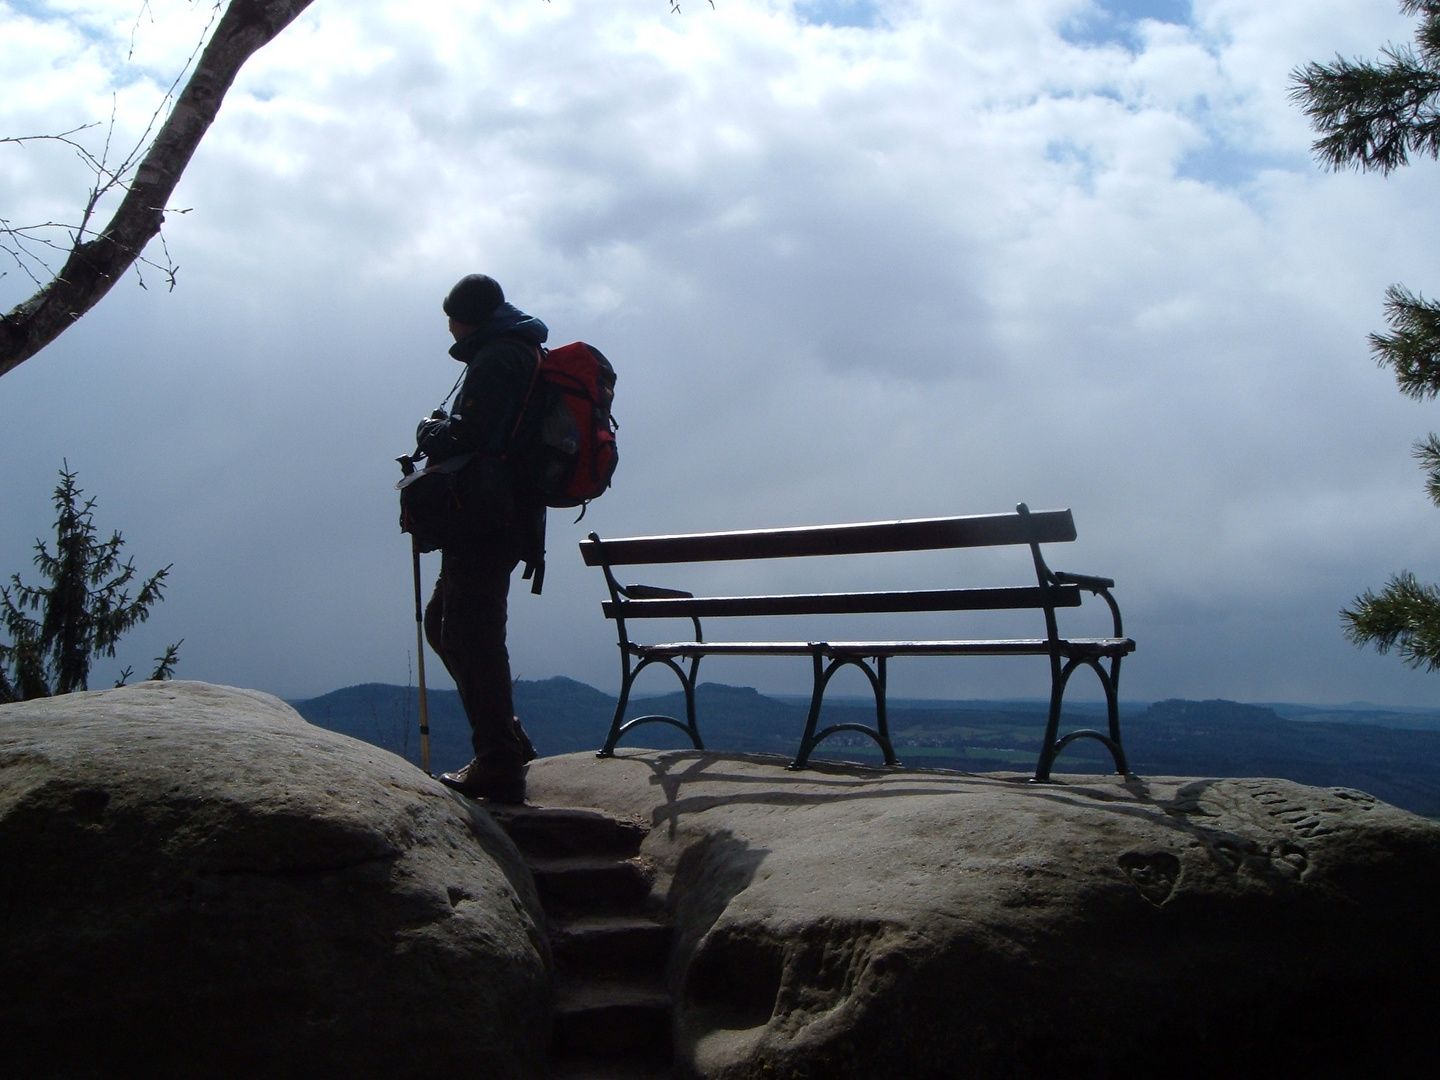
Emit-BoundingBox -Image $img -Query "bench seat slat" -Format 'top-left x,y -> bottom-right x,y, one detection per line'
603,584 -> 1081,620
581,510 -> 1077,566
632,637 -> 1135,659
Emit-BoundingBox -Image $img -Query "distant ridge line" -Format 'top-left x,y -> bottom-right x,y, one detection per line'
286,679 -> 1440,818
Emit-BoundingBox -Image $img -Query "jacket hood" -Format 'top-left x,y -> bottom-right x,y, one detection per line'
449,302 -> 549,361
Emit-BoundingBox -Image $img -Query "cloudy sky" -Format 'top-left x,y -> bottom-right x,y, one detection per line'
4,0 -> 1440,711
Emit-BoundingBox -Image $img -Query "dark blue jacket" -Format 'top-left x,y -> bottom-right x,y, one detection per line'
417,303 -> 550,461
415,303 -> 550,565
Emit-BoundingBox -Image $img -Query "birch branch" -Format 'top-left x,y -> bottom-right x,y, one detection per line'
0,0 -> 316,379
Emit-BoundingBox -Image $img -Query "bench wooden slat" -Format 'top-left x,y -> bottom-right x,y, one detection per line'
602,584 -> 1082,620
633,637 -> 1135,658
580,509 -> 1076,567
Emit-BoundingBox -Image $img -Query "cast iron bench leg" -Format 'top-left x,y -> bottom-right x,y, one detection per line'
789,648 -> 828,770
789,650 -> 901,770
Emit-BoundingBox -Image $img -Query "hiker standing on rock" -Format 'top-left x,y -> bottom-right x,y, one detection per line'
413,274 -> 548,803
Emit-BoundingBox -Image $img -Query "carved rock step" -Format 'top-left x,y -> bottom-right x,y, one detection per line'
490,804 -> 674,1075
492,805 -> 649,859
529,854 -> 657,912
551,913 -> 673,977
553,977 -> 672,1055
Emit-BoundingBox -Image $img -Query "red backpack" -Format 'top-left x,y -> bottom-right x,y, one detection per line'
531,342 -> 618,515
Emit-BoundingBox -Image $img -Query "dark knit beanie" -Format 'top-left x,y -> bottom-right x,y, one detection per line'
442,274 -> 504,326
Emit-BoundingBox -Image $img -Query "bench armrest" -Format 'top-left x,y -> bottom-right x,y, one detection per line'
1052,571 -> 1124,638
1052,570 -> 1114,592
619,584 -> 695,600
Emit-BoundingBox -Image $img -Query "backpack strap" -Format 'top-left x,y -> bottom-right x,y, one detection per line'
518,344 -> 547,595
486,341 -> 550,593
503,342 -> 545,448
523,556 -> 545,595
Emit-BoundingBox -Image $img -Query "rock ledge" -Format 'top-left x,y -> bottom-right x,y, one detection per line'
528,749 -> 1440,1079
0,681 -> 549,1080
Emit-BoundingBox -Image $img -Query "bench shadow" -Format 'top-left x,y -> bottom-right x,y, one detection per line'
619,750 -> 1301,879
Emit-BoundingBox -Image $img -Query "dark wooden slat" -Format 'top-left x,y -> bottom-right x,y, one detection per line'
634,641 -> 839,656
619,584 -> 693,599
601,585 -> 1081,621
580,510 -> 1076,566
631,637 -> 1134,658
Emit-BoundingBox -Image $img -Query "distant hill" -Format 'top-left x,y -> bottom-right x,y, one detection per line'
1263,702 -> 1440,731
291,678 -> 614,775
1124,699 -> 1440,816
289,681 -> 1440,817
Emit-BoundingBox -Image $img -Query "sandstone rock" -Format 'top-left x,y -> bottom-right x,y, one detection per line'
0,681 -> 549,1080
527,751 -> 1440,1079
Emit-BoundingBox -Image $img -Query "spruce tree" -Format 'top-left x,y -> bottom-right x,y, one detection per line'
0,466 -> 180,702
1292,1 -> 1440,669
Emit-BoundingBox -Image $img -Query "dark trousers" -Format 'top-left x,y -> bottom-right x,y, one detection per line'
423,545 -> 527,771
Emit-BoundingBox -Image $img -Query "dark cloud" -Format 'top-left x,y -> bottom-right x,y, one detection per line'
3,0 -> 1439,710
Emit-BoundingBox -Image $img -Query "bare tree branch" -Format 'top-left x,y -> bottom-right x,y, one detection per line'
0,0 -> 316,380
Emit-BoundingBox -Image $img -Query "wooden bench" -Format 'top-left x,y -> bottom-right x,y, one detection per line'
578,504 -> 1135,781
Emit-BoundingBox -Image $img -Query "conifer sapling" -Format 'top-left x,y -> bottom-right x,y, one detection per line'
1292,1 -> 1440,667
0,465 -> 180,702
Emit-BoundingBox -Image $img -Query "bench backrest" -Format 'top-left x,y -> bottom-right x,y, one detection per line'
578,507 -> 1076,567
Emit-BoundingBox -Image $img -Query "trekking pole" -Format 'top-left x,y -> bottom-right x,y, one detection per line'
411,537 -> 432,776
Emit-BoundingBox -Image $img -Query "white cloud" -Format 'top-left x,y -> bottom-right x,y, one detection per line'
4,0 -> 1440,710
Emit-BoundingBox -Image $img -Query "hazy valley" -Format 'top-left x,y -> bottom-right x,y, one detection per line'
291,679 -> 1440,818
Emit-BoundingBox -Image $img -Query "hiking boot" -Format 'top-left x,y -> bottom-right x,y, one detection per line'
512,716 -> 538,764
439,759 -> 527,804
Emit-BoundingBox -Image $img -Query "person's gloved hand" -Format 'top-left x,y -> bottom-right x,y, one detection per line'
415,410 -> 447,455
